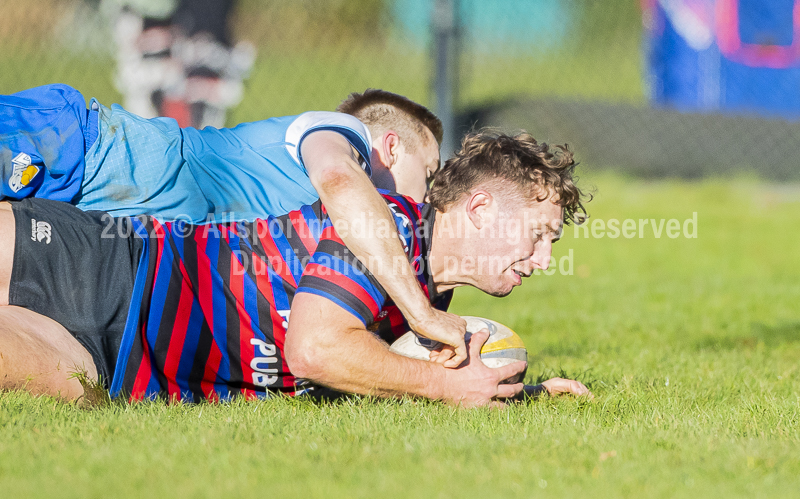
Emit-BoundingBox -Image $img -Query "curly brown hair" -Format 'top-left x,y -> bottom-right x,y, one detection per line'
337,89 -> 443,152
428,130 -> 589,225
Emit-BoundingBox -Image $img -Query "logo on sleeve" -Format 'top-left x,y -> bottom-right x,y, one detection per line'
9,153 -> 40,193
387,202 -> 413,254
31,219 -> 52,244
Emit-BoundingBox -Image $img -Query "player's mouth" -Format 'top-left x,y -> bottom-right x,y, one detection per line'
510,268 -> 527,286
504,257 -> 534,287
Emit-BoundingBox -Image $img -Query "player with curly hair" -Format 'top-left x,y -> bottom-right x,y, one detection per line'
0,130 -> 591,406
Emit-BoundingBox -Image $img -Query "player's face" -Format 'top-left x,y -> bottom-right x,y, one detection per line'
391,128 -> 440,203
476,197 -> 564,297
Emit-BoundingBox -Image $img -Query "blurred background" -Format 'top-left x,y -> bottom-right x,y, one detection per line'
2,0 -> 800,179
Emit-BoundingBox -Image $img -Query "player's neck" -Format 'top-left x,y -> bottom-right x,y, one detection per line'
369,161 -> 396,192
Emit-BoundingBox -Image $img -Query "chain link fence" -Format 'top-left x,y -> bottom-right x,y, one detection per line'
2,0 -> 799,179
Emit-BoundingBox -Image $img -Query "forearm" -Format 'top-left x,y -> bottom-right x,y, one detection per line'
301,131 -> 453,348
305,328 -> 444,399
316,174 -> 433,321
286,295 -> 443,399
310,154 -> 467,363
285,295 -> 525,406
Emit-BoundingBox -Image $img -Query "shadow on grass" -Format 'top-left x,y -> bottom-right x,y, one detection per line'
694,322 -> 800,351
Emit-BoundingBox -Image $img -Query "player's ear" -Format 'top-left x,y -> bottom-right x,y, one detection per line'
384,131 -> 401,169
370,131 -> 399,170
465,190 -> 494,230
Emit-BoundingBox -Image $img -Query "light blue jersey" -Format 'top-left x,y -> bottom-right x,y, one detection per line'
78,104 -> 373,222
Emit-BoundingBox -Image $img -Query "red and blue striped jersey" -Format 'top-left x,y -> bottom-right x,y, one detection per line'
109,192 -> 451,402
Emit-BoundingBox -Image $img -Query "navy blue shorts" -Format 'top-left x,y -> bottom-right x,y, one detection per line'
8,198 -> 141,386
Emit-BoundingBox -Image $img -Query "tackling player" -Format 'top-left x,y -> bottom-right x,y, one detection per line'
0,84 -> 468,367
0,130 -> 591,406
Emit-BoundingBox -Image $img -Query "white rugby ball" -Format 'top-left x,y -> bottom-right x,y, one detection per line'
389,316 -> 528,384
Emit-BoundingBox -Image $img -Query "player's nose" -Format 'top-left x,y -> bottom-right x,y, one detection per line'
530,241 -> 553,270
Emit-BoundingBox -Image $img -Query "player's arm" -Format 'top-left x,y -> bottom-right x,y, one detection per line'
300,131 -> 467,367
284,291 -> 525,406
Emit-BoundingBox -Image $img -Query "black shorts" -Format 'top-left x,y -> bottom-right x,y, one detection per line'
8,198 -> 142,387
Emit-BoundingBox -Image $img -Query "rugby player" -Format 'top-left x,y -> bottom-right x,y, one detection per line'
0,131 -> 591,406
0,84 -> 468,367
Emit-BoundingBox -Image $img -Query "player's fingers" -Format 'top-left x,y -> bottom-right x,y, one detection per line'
570,380 -> 588,395
493,360 -> 527,384
442,341 -> 467,368
541,377 -> 564,395
572,381 -> 595,399
496,382 -> 524,399
567,380 -> 583,395
469,329 -> 490,359
432,344 -> 455,365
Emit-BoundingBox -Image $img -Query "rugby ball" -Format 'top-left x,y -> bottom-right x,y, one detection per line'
389,316 -> 528,384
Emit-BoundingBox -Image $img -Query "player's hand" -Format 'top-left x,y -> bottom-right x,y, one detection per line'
541,377 -> 593,399
408,308 -> 467,368
440,329 -> 526,408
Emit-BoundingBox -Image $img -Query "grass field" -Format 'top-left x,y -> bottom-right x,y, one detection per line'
1,174 -> 799,498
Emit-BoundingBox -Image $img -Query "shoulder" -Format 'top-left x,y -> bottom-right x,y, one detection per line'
287,112 -> 373,174
380,192 -> 430,257
380,192 -> 425,222
286,111 -> 371,144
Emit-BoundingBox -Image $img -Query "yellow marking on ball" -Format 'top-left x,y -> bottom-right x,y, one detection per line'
481,334 -> 526,354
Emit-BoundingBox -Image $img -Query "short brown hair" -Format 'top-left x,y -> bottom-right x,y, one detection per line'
337,89 -> 443,152
428,130 -> 589,225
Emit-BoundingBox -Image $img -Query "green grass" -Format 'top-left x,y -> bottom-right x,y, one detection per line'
2,174 -> 800,498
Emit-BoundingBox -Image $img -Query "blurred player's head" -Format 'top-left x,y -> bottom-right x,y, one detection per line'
338,89 -> 442,202
427,130 -> 588,297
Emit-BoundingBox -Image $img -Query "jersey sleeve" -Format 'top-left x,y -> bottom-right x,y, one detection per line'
0,84 -> 96,203
295,193 -> 428,327
295,218 -> 388,326
284,111 -> 374,177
